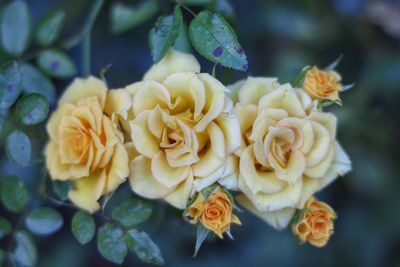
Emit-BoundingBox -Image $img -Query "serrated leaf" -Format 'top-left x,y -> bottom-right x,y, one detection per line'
37,49 -> 76,79
110,1 -> 158,34
189,11 -> 247,71
0,61 -> 23,109
291,66 -> 311,88
21,63 -> 56,105
97,223 -> 127,264
0,216 -> 12,238
11,231 -> 37,267
0,176 -> 29,213
6,130 -> 31,167
0,0 -> 32,56
112,199 -> 153,228
52,181 -> 72,201
194,223 -> 210,256
125,229 -> 164,265
16,93 -> 49,125
149,6 -> 183,62
35,10 -> 66,47
71,210 -> 95,245
25,207 -> 63,236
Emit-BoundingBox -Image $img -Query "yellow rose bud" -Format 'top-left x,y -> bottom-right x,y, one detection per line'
188,187 -> 241,239
292,197 -> 336,247
303,66 -> 343,102
45,76 -> 129,213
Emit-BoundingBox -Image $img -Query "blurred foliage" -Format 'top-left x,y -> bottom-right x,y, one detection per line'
0,0 -> 399,266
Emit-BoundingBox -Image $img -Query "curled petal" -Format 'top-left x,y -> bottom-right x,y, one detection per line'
164,171 -> 194,209
151,151 -> 190,188
130,111 -> 160,158
237,77 -> 280,105
104,89 -> 133,120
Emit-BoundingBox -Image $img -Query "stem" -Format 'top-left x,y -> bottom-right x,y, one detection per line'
181,4 -> 197,17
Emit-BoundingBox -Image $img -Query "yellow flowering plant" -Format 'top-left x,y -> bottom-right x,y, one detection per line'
0,0 -> 353,265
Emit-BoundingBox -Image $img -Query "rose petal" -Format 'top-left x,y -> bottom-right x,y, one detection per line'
151,151 -> 190,188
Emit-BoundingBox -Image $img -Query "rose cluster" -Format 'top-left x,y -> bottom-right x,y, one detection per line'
46,49 -> 351,248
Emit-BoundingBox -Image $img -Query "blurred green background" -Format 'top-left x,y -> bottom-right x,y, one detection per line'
1,0 -> 400,266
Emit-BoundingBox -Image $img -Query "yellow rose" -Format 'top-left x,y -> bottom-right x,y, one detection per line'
127,50 -> 241,209
303,66 -> 343,102
292,197 -> 336,247
46,77 -> 129,212
226,77 -> 351,229
187,187 -> 241,238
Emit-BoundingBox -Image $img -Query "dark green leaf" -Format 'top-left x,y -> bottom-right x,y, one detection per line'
35,10 -> 66,47
97,223 -> 127,264
149,6 -> 183,62
194,223 -> 210,256
0,216 -> 12,238
11,231 -> 37,267
0,176 -> 29,213
200,183 -> 218,199
0,61 -> 23,109
174,22 -> 191,53
291,208 -> 310,225
0,108 -> 8,135
110,1 -> 158,34
6,130 -> 31,167
21,63 -> 56,104
291,66 -> 311,88
189,11 -> 247,71
0,249 -> 6,266
37,49 -> 76,79
112,199 -> 153,227
52,181 -> 72,201
71,210 -> 95,245
125,229 -> 164,265
25,207 -> 63,235
0,0 -> 32,56
16,93 -> 49,125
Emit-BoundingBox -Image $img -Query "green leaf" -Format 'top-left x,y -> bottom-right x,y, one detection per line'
37,49 -> 77,79
52,181 -> 72,201
71,210 -> 95,245
112,199 -> 153,227
16,93 -> 49,125
97,223 -> 127,264
291,208 -> 310,225
149,6 -> 183,63
11,231 -> 37,267
209,0 -> 235,19
25,207 -> 63,236
291,66 -> 311,88
125,229 -> 164,265
174,22 -> 191,53
194,223 -> 210,256
0,249 -> 6,266
0,176 -> 29,213
0,0 -> 32,56
110,1 -> 158,34
184,0 -> 212,5
21,63 -> 56,104
200,183 -> 218,199
6,130 -> 31,167
0,216 -> 12,238
189,11 -> 248,71
35,10 -> 66,47
0,61 -> 23,109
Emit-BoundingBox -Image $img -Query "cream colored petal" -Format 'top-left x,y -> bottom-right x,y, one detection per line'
296,176 -> 320,209
45,142 -> 71,180
59,76 -> 107,108
295,89 -> 314,112
104,89 -> 132,120
258,83 -> 307,118
215,111 -> 241,154
129,156 -> 174,199
276,117 -> 314,154
151,151 -> 190,188
234,103 -> 258,135
194,73 -> 226,132
239,146 -> 286,195
164,171 -> 194,209
304,144 -> 335,178
227,79 -> 245,103
143,49 -> 201,82
69,170 -> 107,213
105,144 -> 129,194
236,194 -> 295,230
148,106 -> 171,139
239,169 -> 303,212
76,96 -> 103,134
218,155 -> 240,191
69,143 -> 94,178
306,121 -> 331,167
192,122 -> 225,177
132,81 -> 171,116
130,111 -> 160,158
47,104 -> 74,140
319,141 -> 352,189
193,164 -> 224,191
163,72 -> 205,119
124,142 -> 139,161
237,77 -> 280,105
307,111 -> 337,140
